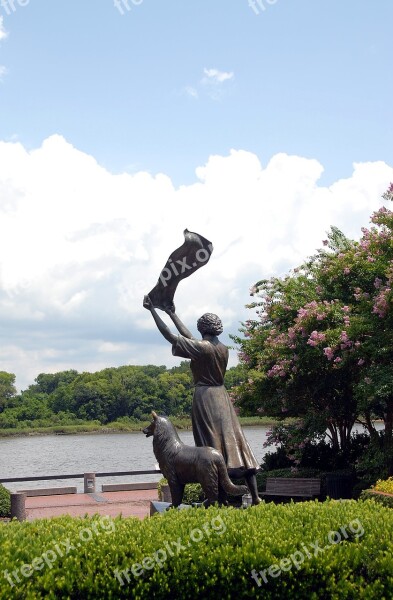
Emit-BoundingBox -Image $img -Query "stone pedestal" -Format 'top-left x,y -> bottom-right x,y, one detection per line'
84,473 -> 96,494
150,501 -> 192,515
161,484 -> 172,503
11,492 -> 26,521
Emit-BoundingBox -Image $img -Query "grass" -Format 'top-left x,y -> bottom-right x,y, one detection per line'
0,416 -> 285,438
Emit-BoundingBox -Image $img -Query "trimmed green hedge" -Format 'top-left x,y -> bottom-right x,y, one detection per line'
0,500 -> 392,598
360,489 -> 393,509
0,484 -> 10,518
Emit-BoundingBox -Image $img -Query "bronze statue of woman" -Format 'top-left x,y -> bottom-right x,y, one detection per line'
143,295 -> 261,504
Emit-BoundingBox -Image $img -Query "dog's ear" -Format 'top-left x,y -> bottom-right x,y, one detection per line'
151,410 -> 158,420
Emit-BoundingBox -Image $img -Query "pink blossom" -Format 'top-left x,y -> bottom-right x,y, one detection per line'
239,351 -> 251,364
358,359 -> 365,366
334,357 -> 342,363
354,288 -> 363,301
288,328 -> 296,340
344,267 -> 351,275
373,287 -> 391,318
267,360 -> 290,378
374,278 -> 383,289
307,330 -> 326,346
382,183 -> 393,202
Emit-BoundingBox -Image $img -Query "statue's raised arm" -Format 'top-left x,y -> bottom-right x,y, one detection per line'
164,304 -> 194,340
143,295 -> 177,344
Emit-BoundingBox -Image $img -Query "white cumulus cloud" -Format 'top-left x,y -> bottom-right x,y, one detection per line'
202,68 -> 234,83
0,17 -> 7,41
0,135 -> 392,389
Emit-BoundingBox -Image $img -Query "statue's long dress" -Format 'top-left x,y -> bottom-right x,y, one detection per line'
172,335 -> 260,475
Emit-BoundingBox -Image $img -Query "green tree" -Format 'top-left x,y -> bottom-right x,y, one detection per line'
233,185 -> 393,472
0,372 -> 17,412
33,370 -> 79,394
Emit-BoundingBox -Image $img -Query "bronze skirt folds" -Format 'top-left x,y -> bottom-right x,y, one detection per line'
191,384 -> 260,475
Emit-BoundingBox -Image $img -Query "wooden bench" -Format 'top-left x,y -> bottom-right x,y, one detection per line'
261,477 -> 321,499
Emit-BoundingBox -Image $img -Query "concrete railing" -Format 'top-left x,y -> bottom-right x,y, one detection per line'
1,469 -> 162,521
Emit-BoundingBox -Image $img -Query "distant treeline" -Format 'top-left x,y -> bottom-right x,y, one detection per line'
0,363 -> 245,430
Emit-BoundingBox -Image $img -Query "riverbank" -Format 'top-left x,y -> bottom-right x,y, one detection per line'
0,416 -> 288,438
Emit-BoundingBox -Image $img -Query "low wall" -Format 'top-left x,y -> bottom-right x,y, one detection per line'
20,487 -> 78,497
101,482 -> 158,492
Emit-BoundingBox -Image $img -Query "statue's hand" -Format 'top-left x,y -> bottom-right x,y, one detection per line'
143,295 -> 154,311
164,302 -> 176,316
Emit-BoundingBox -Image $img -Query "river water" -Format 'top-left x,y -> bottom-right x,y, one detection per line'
0,427 -> 269,493
0,423 -> 383,493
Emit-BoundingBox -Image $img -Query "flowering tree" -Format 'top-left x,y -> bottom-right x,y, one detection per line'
233,185 -> 393,472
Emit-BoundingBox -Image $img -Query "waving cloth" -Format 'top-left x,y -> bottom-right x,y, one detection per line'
148,229 -> 213,310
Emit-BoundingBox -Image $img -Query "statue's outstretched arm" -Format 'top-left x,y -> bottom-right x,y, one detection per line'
164,305 -> 194,339
143,296 -> 177,344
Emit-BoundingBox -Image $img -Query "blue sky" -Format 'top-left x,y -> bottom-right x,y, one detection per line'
0,1 -> 392,389
1,1 -> 392,185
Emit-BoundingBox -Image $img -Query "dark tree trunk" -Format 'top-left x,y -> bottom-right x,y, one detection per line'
363,411 -> 380,444
384,400 -> 393,476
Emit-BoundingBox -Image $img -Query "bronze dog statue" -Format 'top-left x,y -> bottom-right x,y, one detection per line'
143,411 -> 248,507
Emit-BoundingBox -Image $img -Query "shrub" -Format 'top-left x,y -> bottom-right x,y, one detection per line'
373,476 -> 393,494
353,432 -> 389,491
157,478 -> 204,504
360,489 -> 393,509
0,484 -> 10,518
0,500 -> 392,598
262,447 -> 292,471
182,483 -> 205,504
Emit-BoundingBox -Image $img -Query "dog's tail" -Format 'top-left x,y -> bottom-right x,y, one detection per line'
218,459 -> 249,496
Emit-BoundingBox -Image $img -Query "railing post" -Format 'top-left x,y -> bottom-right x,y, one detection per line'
11,492 -> 26,521
84,472 -> 96,493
